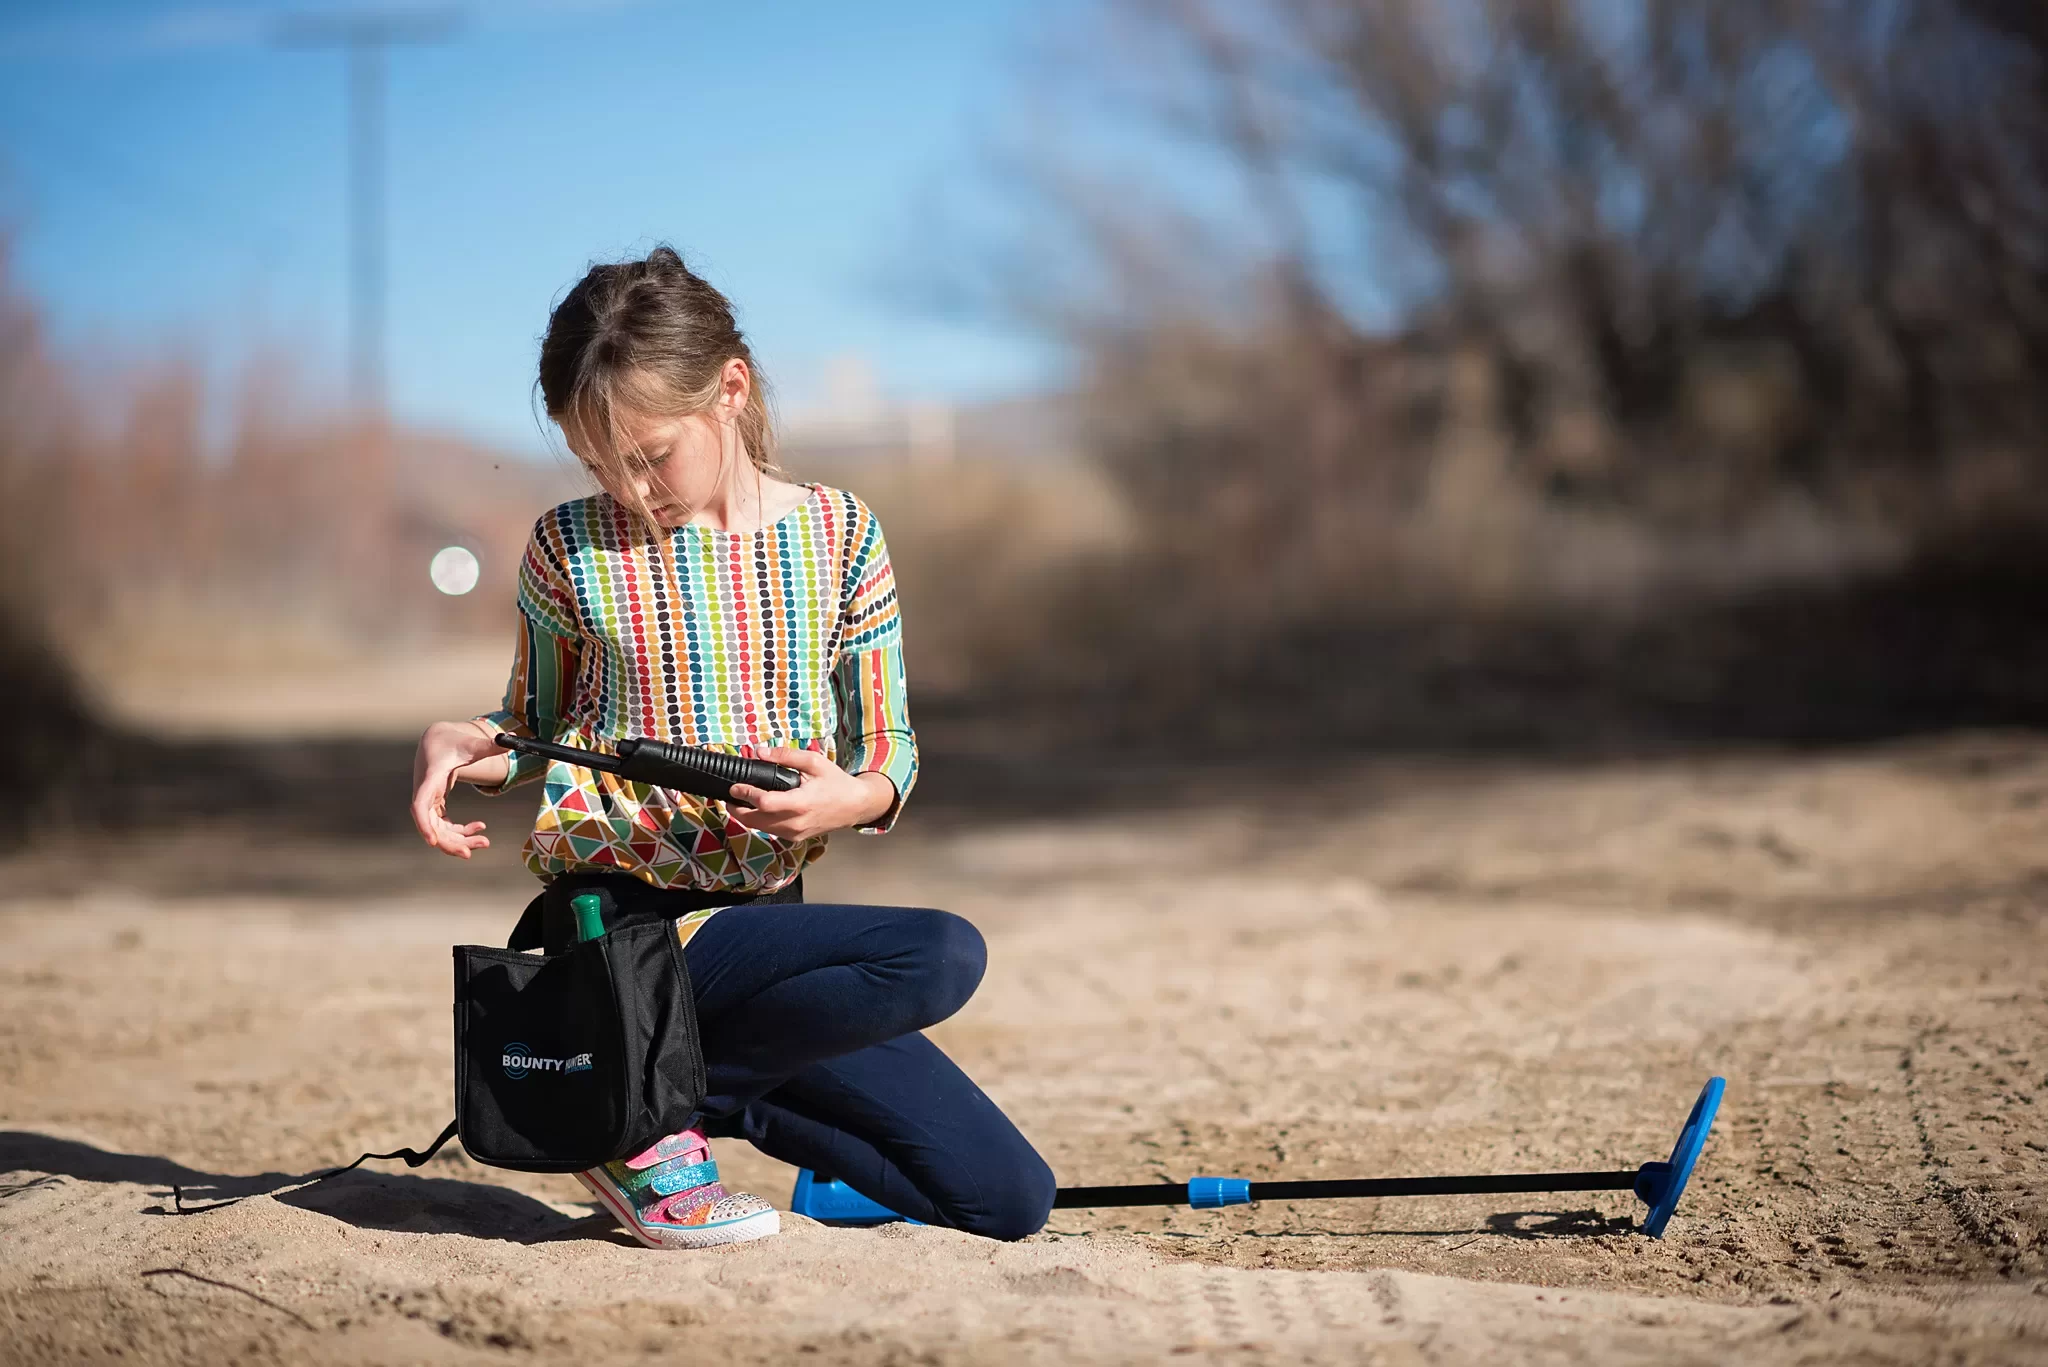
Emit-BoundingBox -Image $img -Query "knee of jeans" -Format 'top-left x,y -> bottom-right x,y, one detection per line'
949,1149 -> 1056,1242
905,910 -> 986,1025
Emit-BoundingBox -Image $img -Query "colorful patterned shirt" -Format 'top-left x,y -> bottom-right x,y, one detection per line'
472,483 -> 917,891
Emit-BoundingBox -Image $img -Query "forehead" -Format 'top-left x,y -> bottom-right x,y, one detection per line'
566,403 -> 684,460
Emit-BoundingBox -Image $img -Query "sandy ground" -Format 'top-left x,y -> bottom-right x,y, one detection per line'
4,732 -> 2047,1364
78,641 -> 519,740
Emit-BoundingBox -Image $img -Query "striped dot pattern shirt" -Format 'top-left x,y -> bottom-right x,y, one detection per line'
475,483 -> 917,892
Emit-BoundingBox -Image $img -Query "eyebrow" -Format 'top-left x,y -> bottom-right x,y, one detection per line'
578,446 -> 666,471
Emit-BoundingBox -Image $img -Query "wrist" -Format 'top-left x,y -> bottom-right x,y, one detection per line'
447,720 -> 511,786
850,771 -> 897,827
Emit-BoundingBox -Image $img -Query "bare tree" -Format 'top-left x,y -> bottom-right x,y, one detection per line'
1006,0 -> 2048,562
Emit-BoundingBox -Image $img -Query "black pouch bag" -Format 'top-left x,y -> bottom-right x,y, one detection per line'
453,918 -> 705,1173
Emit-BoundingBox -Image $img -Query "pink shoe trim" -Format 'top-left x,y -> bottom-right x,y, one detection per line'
622,1129 -> 709,1170
651,1183 -> 729,1224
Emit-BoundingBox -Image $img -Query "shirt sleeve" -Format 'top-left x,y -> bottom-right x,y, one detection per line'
470,516 -> 584,794
831,510 -> 918,833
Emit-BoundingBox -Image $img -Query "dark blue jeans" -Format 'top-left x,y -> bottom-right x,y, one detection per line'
679,902 -> 1055,1242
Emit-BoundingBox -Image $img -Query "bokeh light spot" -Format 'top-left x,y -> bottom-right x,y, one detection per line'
430,546 -> 480,596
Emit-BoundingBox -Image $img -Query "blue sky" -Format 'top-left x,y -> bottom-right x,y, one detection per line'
0,1 -> 1063,456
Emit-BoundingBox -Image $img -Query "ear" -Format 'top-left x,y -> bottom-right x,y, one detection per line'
720,358 -> 751,416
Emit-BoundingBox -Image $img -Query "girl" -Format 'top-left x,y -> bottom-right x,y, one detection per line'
408,246 -> 1054,1249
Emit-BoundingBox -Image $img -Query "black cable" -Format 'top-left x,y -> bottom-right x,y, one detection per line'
170,1119 -> 458,1215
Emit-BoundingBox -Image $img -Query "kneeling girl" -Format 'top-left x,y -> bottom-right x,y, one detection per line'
408,246 -> 1054,1249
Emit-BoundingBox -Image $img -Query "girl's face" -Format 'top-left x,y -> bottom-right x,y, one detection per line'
563,361 -> 750,529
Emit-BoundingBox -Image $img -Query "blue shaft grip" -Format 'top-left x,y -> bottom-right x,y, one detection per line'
1187,1177 -> 1252,1209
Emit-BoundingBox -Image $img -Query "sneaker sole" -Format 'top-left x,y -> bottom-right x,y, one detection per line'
573,1169 -> 781,1250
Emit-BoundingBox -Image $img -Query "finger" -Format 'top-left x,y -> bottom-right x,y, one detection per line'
726,804 -> 768,832
425,808 -> 476,857
731,812 -> 808,840
742,782 -> 811,811
760,745 -> 832,777
726,801 -> 804,833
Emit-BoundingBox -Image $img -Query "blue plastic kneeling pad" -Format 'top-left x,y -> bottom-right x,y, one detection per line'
788,1168 -> 923,1226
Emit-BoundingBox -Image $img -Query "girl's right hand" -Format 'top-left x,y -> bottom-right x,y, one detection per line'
411,721 -> 509,858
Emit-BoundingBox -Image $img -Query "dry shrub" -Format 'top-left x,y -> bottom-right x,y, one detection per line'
0,246 -> 580,733
1043,305 -> 2048,748
1081,314 -> 1918,628
0,259 -> 91,752
50,404 -> 580,705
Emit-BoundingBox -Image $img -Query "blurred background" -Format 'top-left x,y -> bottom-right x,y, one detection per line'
3,0 -> 2045,881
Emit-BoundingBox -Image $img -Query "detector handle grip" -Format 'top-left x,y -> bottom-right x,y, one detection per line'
614,737 -> 803,801
491,733 -> 803,802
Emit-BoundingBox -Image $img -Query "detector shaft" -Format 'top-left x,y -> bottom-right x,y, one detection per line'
1050,1169 -> 1641,1209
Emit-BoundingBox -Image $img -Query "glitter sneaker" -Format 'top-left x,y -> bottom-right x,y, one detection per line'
575,1128 -> 780,1249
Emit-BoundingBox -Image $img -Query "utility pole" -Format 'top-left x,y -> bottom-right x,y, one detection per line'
277,8 -> 459,619
278,8 -> 460,420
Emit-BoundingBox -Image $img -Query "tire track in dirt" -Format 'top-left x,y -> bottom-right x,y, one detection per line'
1902,1012 -> 2048,1276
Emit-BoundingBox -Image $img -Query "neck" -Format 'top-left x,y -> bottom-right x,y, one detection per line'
686,465 -> 760,533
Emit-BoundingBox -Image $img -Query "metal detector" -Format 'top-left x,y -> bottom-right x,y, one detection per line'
491,733 -> 801,803
790,1076 -> 1724,1239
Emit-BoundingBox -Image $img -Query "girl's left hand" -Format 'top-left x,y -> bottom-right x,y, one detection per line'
726,745 -> 896,840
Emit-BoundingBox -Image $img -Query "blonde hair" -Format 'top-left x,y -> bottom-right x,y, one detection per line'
537,245 -> 776,533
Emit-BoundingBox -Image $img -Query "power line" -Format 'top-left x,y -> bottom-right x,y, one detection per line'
276,7 -> 460,419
